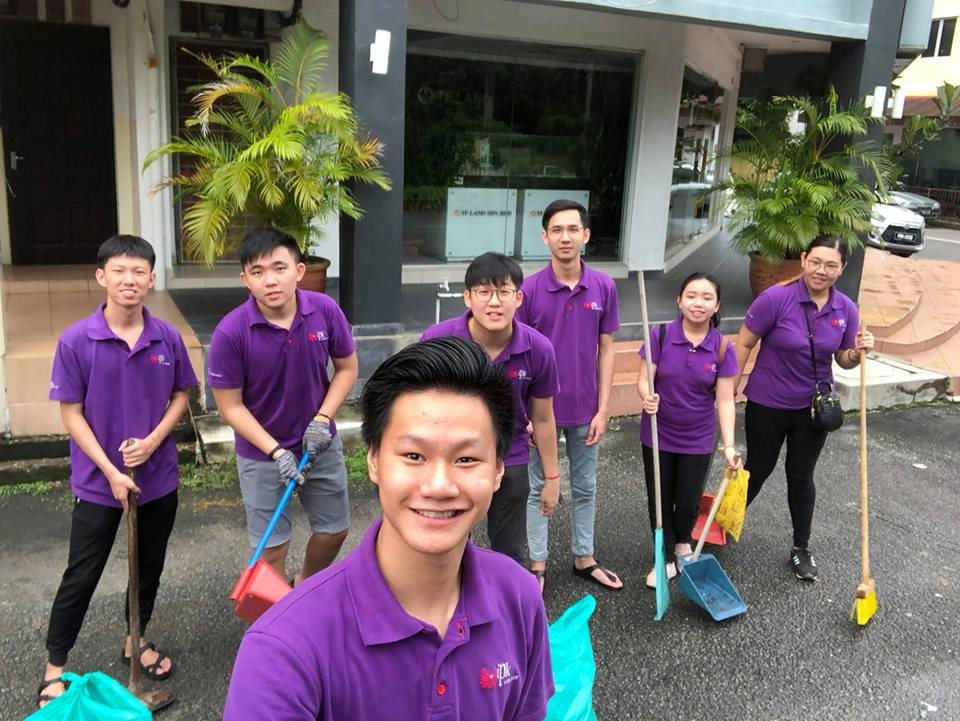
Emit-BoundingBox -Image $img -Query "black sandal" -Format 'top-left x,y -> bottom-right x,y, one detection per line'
572,562 -> 624,591
37,676 -> 68,708
120,641 -> 174,681
531,567 -> 546,594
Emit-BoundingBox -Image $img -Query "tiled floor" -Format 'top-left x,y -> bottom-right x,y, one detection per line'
2,265 -> 204,436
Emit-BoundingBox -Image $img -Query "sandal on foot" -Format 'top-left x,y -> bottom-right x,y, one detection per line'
37,676 -> 69,708
573,562 -> 623,591
120,641 -> 174,681
530,568 -> 546,594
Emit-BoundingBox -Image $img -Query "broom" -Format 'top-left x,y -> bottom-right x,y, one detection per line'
638,271 -> 669,620
851,343 -> 877,626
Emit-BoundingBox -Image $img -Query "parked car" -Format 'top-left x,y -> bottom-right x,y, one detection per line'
889,190 -> 941,219
867,200 -> 925,256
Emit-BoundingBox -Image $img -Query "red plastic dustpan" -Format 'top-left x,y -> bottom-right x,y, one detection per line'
230,559 -> 292,623
691,492 -> 727,546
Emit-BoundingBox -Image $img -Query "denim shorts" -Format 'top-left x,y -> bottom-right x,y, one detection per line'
236,436 -> 349,548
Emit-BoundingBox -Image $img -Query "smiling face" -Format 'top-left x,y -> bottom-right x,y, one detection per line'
542,208 -> 590,262
240,246 -> 305,315
677,277 -> 720,327
800,245 -> 845,295
95,254 -> 155,309
367,389 -> 504,561
464,282 -> 522,334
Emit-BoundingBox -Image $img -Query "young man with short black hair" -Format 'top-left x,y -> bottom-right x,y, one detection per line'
208,227 -> 358,585
224,337 -> 554,720
38,235 -> 197,707
421,252 -> 560,576
517,199 -> 624,591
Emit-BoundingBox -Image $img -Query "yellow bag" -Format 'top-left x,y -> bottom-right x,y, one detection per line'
714,466 -> 749,542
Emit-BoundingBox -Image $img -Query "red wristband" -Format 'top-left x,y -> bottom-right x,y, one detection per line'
543,473 -> 560,481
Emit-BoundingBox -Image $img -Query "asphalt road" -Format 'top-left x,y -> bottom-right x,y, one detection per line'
2,404 -> 958,721
922,225 -> 960,262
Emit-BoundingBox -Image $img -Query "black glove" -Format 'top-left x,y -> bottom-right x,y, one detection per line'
302,417 -> 333,460
274,449 -> 306,485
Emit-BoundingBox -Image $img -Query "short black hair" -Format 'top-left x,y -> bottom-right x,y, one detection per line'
541,199 -> 589,230
238,227 -> 302,268
806,234 -> 848,264
464,252 -> 523,289
361,337 -> 515,460
97,234 -> 156,270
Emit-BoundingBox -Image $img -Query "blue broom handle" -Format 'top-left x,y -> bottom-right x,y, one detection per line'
245,452 -> 311,569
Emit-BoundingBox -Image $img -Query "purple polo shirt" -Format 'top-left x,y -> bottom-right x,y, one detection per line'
223,519 -> 554,721
420,313 -> 559,467
638,322 -> 737,454
49,305 -> 198,507
207,290 -> 355,460
516,261 -> 619,427
744,279 -> 859,410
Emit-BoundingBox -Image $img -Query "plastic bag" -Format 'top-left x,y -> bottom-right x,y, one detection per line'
715,466 -> 750,542
545,594 -> 597,721
24,671 -> 151,721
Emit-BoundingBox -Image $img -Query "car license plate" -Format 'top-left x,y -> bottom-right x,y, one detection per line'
895,231 -> 916,241
920,209 -> 934,216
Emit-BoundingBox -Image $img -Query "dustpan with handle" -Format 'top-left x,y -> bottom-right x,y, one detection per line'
677,465 -> 748,622
230,452 -> 310,622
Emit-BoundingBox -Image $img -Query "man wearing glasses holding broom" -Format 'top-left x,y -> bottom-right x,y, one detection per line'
37,235 -> 197,708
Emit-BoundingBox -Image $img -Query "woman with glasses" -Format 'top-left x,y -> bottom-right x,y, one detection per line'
733,235 -> 874,581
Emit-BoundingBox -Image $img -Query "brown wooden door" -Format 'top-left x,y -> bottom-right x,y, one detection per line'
0,20 -> 118,264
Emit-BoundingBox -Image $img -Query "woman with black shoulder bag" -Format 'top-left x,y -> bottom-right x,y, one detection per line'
733,235 -> 874,581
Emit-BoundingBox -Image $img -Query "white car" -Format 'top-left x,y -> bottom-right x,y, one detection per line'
867,201 -> 925,256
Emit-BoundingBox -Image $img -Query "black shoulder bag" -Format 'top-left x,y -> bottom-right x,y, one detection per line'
802,307 -> 843,432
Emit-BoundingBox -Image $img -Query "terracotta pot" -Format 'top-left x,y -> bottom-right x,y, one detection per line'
298,256 -> 331,293
748,252 -> 802,297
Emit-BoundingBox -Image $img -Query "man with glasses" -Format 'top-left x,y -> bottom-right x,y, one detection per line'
421,253 -> 560,578
516,199 -> 624,591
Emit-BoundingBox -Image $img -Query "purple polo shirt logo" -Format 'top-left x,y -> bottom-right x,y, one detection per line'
703,362 -> 717,372
508,368 -> 528,380
480,668 -> 496,689
307,330 -> 329,342
582,301 -> 603,311
479,663 -> 520,689
831,318 -> 847,329
149,354 -> 171,366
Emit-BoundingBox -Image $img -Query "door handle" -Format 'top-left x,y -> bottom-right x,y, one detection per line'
9,151 -> 25,171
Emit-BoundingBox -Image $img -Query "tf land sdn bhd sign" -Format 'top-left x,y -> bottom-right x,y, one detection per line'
445,188 -> 517,260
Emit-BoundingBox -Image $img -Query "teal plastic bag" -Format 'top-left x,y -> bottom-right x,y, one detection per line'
545,594 -> 598,721
24,672 -> 151,721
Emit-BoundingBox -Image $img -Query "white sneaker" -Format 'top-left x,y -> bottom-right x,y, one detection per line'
645,562 -> 677,588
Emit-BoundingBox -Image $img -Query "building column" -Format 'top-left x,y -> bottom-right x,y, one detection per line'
338,0 -> 405,325
827,0 -> 908,300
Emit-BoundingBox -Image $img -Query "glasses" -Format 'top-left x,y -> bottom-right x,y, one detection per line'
805,259 -> 842,274
547,224 -> 584,238
470,287 -> 518,302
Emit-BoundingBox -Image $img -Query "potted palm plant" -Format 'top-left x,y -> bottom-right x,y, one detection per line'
144,19 -> 391,291
716,88 -> 891,295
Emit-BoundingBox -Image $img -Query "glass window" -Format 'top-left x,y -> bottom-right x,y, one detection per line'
923,18 -> 956,57
665,67 -> 724,264
403,32 -> 635,263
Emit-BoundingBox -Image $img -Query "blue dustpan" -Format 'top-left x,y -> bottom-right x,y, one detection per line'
677,467 -> 747,622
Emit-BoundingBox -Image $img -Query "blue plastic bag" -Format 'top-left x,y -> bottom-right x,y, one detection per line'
545,594 -> 598,721
24,671 -> 151,721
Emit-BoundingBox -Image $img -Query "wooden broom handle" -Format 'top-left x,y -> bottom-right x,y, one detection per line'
637,272 -> 663,529
859,335 -> 870,584
691,466 -> 734,561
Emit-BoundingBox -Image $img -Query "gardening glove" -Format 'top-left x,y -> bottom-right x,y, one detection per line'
274,449 -> 306,486
302,417 -> 333,461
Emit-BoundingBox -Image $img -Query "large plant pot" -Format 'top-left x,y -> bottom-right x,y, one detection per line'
298,257 -> 330,293
748,252 -> 802,297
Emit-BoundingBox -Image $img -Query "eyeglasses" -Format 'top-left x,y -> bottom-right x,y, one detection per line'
805,259 -> 842,274
547,225 -> 584,238
470,287 -> 518,302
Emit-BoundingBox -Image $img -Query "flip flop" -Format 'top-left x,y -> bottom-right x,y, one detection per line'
120,641 -> 174,681
573,562 -> 623,591
531,567 -> 546,594
37,676 -> 69,708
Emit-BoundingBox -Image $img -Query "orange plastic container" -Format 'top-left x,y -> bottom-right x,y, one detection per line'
691,492 -> 727,546
229,560 -> 292,623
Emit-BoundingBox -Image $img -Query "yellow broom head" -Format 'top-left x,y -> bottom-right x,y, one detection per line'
851,579 -> 877,626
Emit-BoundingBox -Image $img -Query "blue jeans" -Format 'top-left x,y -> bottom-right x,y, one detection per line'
527,424 -> 599,562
